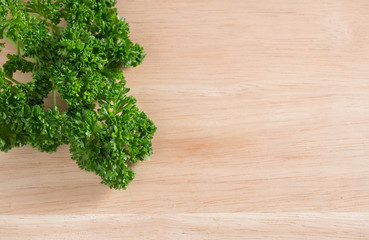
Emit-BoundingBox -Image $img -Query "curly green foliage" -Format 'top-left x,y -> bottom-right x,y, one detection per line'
0,0 -> 156,189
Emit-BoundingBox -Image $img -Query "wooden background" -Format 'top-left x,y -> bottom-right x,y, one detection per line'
1,0 -> 369,239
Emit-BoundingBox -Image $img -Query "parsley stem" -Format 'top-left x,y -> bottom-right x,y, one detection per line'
3,34 -> 36,62
17,39 -> 20,55
24,4 -> 61,35
3,78 -> 12,85
53,88 -> 57,107
4,76 -> 34,94
4,35 -> 18,51
5,76 -> 22,85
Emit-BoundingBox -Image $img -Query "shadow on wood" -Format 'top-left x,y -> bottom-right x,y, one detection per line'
0,145 -> 110,214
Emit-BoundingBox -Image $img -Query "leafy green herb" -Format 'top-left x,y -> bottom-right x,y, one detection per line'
0,0 -> 156,190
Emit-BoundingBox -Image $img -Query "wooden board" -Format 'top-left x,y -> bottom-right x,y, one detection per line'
1,0 -> 369,239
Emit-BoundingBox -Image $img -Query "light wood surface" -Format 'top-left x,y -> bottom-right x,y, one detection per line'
1,0 -> 369,239
2,213 -> 369,240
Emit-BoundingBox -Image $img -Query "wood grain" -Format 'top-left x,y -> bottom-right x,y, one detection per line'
2,213 -> 369,240
1,0 -> 369,238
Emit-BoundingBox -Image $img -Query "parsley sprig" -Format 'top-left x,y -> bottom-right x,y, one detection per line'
0,0 -> 156,190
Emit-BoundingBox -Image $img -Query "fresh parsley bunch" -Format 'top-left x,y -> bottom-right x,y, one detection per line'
0,0 -> 156,190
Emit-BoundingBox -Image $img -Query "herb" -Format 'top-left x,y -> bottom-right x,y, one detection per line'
0,0 -> 156,190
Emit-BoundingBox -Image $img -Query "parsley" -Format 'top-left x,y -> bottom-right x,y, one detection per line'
0,0 -> 156,190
